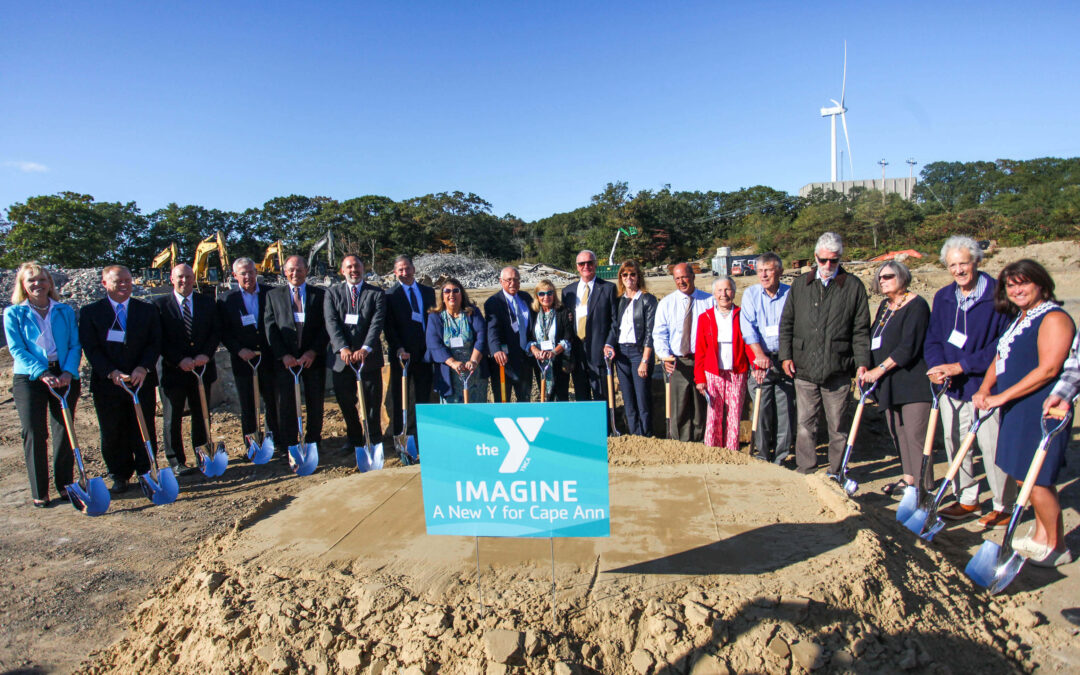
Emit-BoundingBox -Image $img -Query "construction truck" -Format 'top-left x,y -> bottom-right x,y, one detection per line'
142,243 -> 179,287
192,231 -> 231,295
256,240 -> 285,279
307,229 -> 336,278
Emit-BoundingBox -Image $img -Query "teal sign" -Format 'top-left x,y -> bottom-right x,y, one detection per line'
417,402 -> 610,538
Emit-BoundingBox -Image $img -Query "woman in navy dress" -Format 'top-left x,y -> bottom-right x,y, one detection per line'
973,259 -> 1075,567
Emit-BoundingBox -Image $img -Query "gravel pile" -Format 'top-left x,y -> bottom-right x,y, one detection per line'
380,254 -> 576,290
0,267 -> 154,315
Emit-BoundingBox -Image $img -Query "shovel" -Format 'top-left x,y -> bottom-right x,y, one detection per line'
193,365 -> 228,478
352,363 -> 384,472
538,358 -> 552,402
287,365 -> 319,476
48,385 -> 110,516
120,379 -> 179,505
604,354 -> 621,437
902,407 -> 997,539
394,356 -> 419,465
748,385 -> 763,457
897,378 -> 949,524
245,353 -> 275,464
833,379 -> 878,496
499,363 -> 508,402
965,408 -> 1072,594
663,361 -> 674,439
461,368 -> 474,403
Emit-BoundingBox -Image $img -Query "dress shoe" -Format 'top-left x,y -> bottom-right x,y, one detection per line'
172,464 -> 197,477
109,478 -> 129,494
1026,544 -> 1074,568
978,509 -> 1012,529
773,450 -> 791,465
33,499 -> 49,508
939,502 -> 979,520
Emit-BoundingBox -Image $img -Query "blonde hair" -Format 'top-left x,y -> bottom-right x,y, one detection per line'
530,279 -> 562,312
11,262 -> 61,304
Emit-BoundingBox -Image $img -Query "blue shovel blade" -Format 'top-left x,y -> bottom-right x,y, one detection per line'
843,478 -> 858,496
356,446 -> 372,472
289,443 -> 319,476
199,444 -> 229,477
248,434 -> 275,464
896,486 -> 920,523
139,467 -> 179,505
66,477 -> 111,516
965,540 -> 1025,593
371,442 -> 385,470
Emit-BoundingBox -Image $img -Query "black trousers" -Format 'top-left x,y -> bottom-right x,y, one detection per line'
13,374 -> 80,500
670,355 -> 706,442
233,361 -> 280,440
276,365 -> 326,447
160,372 -> 212,468
332,366 -> 383,446
570,341 -> 603,401
388,360 -> 433,436
615,343 -> 654,436
94,385 -> 158,481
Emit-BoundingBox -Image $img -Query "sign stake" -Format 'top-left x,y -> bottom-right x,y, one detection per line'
549,536 -> 558,629
474,535 -> 485,615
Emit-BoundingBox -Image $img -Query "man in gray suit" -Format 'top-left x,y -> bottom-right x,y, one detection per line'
325,255 -> 386,449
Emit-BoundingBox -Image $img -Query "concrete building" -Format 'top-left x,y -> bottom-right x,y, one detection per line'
799,176 -> 917,200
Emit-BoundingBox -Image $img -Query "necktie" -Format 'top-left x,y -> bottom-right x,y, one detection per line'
116,304 -> 127,330
182,297 -> 193,338
352,284 -> 360,310
409,286 -> 421,314
679,296 -> 694,355
576,283 -> 590,340
293,287 -> 304,342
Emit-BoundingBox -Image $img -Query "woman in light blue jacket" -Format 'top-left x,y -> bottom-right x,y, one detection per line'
3,262 -> 81,507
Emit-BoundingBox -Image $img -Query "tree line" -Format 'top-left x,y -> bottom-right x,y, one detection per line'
2,157 -> 1078,273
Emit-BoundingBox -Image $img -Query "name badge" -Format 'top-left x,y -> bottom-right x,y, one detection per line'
947,330 -> 968,348
871,336 -> 882,350
293,312 -> 305,323
411,311 -> 424,323
240,313 -> 257,327
345,314 -> 359,325
107,329 -> 125,343
996,358 -> 1005,375
764,325 -> 780,338
540,340 -> 554,351
449,336 -> 465,348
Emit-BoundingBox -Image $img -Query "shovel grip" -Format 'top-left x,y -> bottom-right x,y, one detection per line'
922,407 -> 940,458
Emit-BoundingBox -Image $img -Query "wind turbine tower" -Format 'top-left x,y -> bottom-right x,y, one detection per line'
820,41 -> 854,182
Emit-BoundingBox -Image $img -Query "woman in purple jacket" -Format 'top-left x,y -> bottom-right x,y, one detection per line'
925,236 -> 1013,528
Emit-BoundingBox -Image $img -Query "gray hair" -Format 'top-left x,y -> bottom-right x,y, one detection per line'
815,232 -> 843,256
393,254 -> 414,267
232,257 -> 256,272
939,235 -> 983,265
577,249 -> 597,261
713,275 -> 736,292
755,252 -> 782,270
870,260 -> 912,294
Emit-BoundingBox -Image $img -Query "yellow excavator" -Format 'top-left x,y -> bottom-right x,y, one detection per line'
142,243 -> 179,287
255,240 -> 285,278
192,231 -> 231,294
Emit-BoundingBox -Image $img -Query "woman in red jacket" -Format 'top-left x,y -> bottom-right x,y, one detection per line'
695,276 -> 755,450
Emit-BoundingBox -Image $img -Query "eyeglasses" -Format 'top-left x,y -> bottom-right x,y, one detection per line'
537,290 -> 554,297
576,260 -> 596,267
620,272 -> 637,278
878,273 -> 897,281
501,277 -> 520,284
816,256 -> 840,265
442,288 -> 461,295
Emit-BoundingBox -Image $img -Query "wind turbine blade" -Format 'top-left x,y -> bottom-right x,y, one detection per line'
830,99 -> 841,108
841,40 -> 847,106
841,111 -> 853,178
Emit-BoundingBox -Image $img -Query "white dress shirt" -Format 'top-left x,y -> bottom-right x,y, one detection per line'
652,289 -> 714,359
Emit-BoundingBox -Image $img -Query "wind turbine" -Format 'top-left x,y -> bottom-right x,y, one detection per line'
820,41 -> 854,183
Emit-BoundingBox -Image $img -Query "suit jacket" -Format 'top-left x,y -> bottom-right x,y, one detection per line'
484,290 -> 533,380
425,307 -> 489,398
156,292 -> 220,388
615,291 -> 658,352
324,281 -> 386,373
561,278 -> 618,372
78,297 -> 161,394
218,285 -> 273,372
385,282 -> 436,361
264,283 -> 329,366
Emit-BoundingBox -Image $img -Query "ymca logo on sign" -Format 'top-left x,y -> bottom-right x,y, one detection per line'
492,417 -> 544,473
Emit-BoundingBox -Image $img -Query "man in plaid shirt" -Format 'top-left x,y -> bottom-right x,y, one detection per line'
1045,332 -> 1080,413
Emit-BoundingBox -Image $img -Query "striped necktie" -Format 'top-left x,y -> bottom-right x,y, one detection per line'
182,297 -> 193,338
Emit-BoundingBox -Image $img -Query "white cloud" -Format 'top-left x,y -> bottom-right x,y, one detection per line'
4,161 -> 49,173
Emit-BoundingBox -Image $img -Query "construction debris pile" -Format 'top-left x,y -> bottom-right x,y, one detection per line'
0,267 -> 155,314
381,254 -> 575,290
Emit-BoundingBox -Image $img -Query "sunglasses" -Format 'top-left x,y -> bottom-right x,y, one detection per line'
537,290 -> 554,297
878,273 -> 897,281
576,260 -> 596,267
442,287 -> 461,295
816,256 -> 840,265
620,272 -> 637,278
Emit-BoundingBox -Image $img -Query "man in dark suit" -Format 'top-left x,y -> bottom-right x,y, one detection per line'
155,263 -> 221,475
562,250 -> 618,401
218,257 -> 279,454
325,255 -> 386,449
78,265 -> 161,493
384,255 -> 435,440
264,254 -> 329,451
485,266 -> 533,402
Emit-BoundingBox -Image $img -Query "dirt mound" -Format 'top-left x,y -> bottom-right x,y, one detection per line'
79,447 -> 1032,674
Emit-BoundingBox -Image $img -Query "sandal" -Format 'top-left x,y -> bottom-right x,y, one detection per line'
882,479 -> 911,496
33,499 -> 49,508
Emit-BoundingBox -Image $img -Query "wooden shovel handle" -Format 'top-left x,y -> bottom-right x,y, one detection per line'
195,371 -> 214,443
356,378 -> 368,423
921,407 -> 940,458
1015,447 -> 1050,510
942,428 -> 980,482
751,387 -> 762,433
846,401 -> 866,447
500,364 -> 507,401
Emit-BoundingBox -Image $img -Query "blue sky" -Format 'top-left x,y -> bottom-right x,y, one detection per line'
3,1 -> 1078,222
